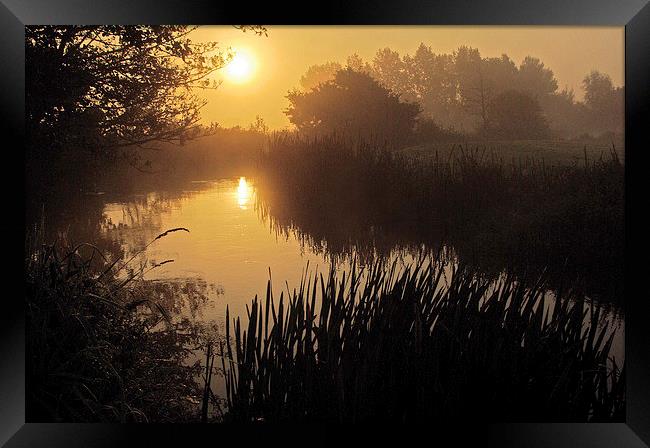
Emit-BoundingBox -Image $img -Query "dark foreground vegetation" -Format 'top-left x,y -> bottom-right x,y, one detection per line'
25,230 -> 624,422
25,227 -> 222,422
257,135 -> 624,305
221,258 -> 624,422
25,129 -> 625,423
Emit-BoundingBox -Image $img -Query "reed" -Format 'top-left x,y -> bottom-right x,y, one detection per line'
221,258 -> 624,422
256,134 -> 624,304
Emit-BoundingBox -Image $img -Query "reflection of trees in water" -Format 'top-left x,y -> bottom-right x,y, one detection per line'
256,195 -> 449,267
101,188 -> 207,264
27,191 -> 126,271
131,277 -> 223,320
254,142 -> 623,307
98,191 -> 226,320
100,184 -> 219,245
258,189 -> 623,325
28,186 -> 225,322
102,192 -> 175,252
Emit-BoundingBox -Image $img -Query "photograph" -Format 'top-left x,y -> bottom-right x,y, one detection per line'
24,24 -> 626,424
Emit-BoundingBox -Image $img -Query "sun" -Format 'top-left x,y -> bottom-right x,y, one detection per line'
224,50 -> 255,84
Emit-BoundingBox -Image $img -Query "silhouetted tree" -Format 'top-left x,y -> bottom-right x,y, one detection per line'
482,54 -> 520,96
402,44 -> 460,129
538,87 -> 585,138
294,45 -> 622,140
298,56 -> 372,94
517,56 -> 558,98
285,68 -> 421,143
582,70 -> 624,134
583,71 -> 616,108
26,25 -> 264,157
371,48 -> 408,97
299,61 -> 342,91
454,50 -> 555,133
345,53 -> 371,73
487,90 -> 550,139
454,46 -> 493,131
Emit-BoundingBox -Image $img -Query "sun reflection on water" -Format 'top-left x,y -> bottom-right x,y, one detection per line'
236,177 -> 251,209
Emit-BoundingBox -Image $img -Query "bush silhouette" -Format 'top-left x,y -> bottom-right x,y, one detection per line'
285,68 -> 421,144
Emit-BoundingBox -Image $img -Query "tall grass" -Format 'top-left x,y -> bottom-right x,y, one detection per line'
256,135 -> 624,304
221,258 -> 624,422
25,226 -> 218,422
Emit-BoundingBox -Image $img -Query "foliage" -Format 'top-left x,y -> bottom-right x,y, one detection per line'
29,26 -> 223,150
517,56 -> 558,96
25,228 -> 218,422
371,48 -> 407,96
298,55 -> 371,92
296,45 -> 623,138
402,44 -> 460,128
582,71 -> 625,134
299,61 -> 342,91
25,25 -> 265,194
285,68 -> 421,144
487,90 -> 550,139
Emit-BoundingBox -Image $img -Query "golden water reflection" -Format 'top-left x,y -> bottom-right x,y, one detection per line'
102,177 -> 346,326
236,176 -> 251,209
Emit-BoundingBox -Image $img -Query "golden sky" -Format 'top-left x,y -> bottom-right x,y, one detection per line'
191,26 -> 624,130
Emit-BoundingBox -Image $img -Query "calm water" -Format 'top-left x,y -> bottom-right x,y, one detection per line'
45,175 -> 623,404
100,177 -> 358,329
97,176 -> 623,342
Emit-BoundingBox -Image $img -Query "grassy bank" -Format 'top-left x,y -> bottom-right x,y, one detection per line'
221,258 -> 624,422
256,135 -> 624,304
399,134 -> 624,166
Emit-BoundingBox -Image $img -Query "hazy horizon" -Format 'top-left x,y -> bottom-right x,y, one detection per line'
192,26 -> 624,130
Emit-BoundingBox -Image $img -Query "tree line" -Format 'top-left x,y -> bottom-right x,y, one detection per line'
288,44 -> 623,142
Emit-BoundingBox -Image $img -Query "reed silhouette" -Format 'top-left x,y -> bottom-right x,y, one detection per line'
221,258 -> 624,422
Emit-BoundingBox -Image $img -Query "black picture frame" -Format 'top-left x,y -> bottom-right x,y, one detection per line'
3,0 -> 649,446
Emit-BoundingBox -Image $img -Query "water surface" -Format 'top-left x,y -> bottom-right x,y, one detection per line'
45,174 -> 623,405
101,177 -> 350,326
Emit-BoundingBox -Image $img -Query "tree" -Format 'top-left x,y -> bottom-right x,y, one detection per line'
299,61 -> 342,91
345,53 -> 371,73
370,48 -> 407,97
487,90 -> 550,140
517,56 -> 558,98
582,70 -> 624,134
583,71 -> 616,109
26,25 -> 265,157
291,45 -> 622,140
402,44 -> 459,128
454,46 -> 493,131
285,68 -> 421,144
482,54 -> 519,96
538,87 -> 585,138
248,115 -> 269,134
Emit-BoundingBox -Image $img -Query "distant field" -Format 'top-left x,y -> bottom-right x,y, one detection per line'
399,137 -> 625,166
